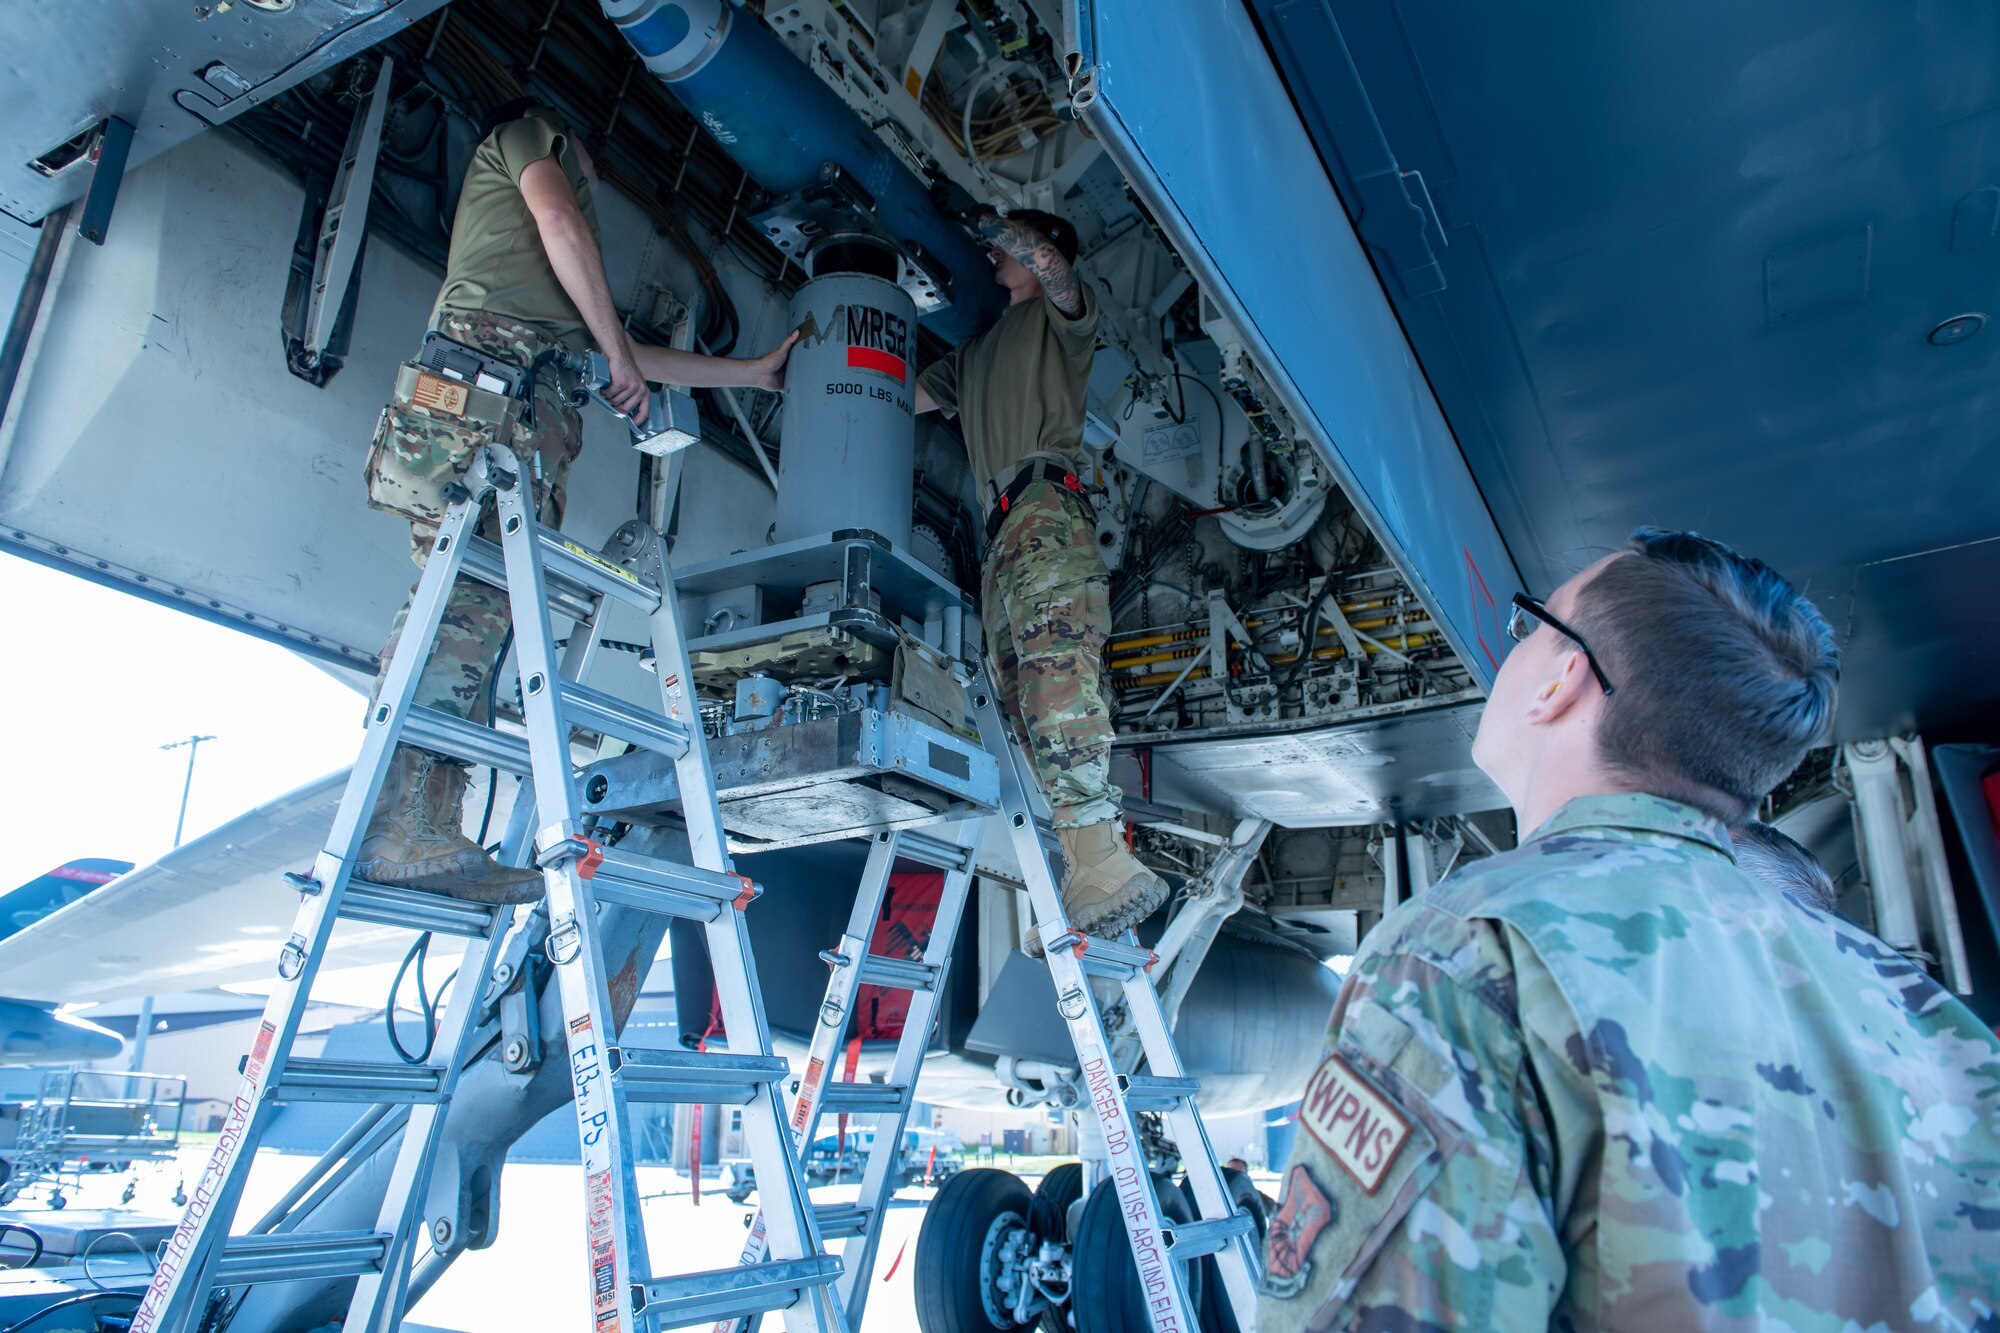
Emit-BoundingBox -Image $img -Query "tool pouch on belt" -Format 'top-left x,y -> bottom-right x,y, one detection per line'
365,362 -> 524,525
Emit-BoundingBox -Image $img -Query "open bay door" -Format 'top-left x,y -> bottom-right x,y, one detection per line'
1066,0 -> 1522,684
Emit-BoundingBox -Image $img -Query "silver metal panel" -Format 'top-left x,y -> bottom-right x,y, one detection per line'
675,531 -> 970,619
1131,699 -> 1507,827
0,0 -> 449,226
1072,0 -> 1523,687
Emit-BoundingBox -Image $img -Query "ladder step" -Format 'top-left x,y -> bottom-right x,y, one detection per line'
559,680 -> 691,759
818,1081 -> 908,1115
457,532 -> 599,625
892,828 -> 973,872
1119,1074 -> 1200,1113
614,1047 -> 789,1106
1162,1212 -> 1255,1258
856,953 -> 941,992
812,1202 -> 871,1240
1069,935 -> 1159,979
581,844 -> 761,922
273,1058 -> 446,1104
637,1255 -> 843,1326
534,524 -> 663,614
337,877 -> 501,938
403,706 -> 532,776
212,1230 -> 390,1285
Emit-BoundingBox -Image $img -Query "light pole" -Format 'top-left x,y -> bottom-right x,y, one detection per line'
129,735 -> 215,1071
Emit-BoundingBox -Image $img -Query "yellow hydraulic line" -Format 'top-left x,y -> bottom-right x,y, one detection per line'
1108,617 -> 1430,671
1107,597 -> 1400,654
1112,633 -> 1436,689
1107,646 -> 1201,670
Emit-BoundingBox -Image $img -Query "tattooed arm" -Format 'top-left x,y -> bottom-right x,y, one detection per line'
979,214 -> 1085,317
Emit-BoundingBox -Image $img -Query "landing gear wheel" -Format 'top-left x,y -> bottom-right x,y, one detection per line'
121,1180 -> 137,1205
1028,1163 -> 1083,1242
915,1168 -> 1035,1332
173,1183 -> 187,1208
1071,1175 -> 1202,1333
1029,1164 -> 1085,1333
47,1192 -> 66,1211
1193,1167 -> 1269,1333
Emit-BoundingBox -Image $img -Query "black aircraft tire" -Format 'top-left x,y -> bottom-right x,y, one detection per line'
1071,1176 -> 1202,1333
915,1168 -> 1034,1333
1028,1163 -> 1084,1242
1195,1167 -> 1269,1333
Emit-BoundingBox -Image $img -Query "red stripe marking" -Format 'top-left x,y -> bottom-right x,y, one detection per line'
1464,548 -> 1502,672
49,866 -> 119,884
847,346 -> 907,381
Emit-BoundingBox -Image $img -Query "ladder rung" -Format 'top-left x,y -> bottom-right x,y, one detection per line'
1162,1212 -> 1255,1258
458,533 -> 599,625
559,680 -> 691,759
1119,1074 -> 1200,1113
583,845 -> 761,922
534,524 -> 662,613
337,877 -> 501,938
637,1255 -> 843,1325
212,1230 -> 389,1285
274,1058 -> 446,1104
402,706 -> 532,776
1071,935 -> 1159,979
818,1081 -> 907,1115
614,1047 -> 789,1106
856,953 -> 940,992
892,828 -> 973,872
812,1202 -> 871,1240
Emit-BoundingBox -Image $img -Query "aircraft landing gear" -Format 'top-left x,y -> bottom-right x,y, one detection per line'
914,1169 -> 1041,1331
1069,1175 -> 1202,1333
46,1191 -> 66,1211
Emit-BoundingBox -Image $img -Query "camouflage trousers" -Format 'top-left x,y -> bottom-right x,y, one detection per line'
981,483 -> 1122,828
374,308 -> 583,722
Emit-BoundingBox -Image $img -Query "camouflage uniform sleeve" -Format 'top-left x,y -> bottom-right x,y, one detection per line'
916,345 -> 961,416
1260,902 -> 1570,1333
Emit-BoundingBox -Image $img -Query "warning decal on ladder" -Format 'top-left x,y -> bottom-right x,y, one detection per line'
793,1057 -> 825,1131
1082,1056 -> 1173,1321
586,1167 -> 620,1331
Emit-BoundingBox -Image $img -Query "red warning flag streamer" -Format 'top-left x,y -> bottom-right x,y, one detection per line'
691,988 -> 723,1205
835,1035 -> 863,1170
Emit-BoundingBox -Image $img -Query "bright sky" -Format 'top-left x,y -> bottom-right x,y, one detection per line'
0,554 -> 367,893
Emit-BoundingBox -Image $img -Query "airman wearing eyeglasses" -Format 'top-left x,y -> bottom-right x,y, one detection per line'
1261,529 -> 2000,1332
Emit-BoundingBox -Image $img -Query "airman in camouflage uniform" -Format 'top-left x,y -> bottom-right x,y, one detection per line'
916,210 -> 1167,951
360,102 -> 791,902
1264,529 -> 2000,1330
373,307 -> 581,726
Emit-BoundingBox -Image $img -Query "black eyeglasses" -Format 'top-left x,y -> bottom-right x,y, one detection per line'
1507,593 -> 1617,696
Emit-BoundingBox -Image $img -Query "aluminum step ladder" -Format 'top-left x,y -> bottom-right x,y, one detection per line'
968,665 -> 1262,1333
717,818 -> 984,1332
129,447 -> 843,1333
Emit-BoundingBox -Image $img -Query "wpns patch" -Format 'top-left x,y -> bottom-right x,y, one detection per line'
1261,1164 -> 1334,1299
1300,1053 -> 1411,1194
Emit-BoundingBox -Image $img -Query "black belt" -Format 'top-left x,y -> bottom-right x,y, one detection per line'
985,461 -> 1096,541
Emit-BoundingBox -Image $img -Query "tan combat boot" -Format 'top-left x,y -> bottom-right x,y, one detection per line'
355,746 -> 545,904
1024,821 -> 1169,958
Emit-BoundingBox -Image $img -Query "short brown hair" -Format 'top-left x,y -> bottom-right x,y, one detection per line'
1568,529 -> 1839,822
